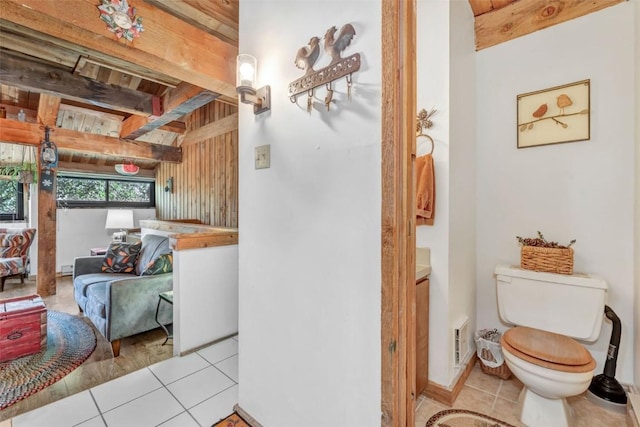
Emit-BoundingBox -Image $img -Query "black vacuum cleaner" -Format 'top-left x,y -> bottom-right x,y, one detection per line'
587,305 -> 628,414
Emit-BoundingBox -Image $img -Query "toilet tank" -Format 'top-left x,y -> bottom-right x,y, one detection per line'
495,265 -> 607,342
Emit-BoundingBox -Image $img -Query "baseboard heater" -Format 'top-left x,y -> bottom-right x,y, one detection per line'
60,265 -> 73,276
454,316 -> 470,367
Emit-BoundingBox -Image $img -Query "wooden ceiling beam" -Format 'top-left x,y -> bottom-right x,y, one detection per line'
468,0 -> 494,16
474,0 -> 625,50
120,82 -> 219,139
57,160 -> 155,178
1,0 -> 238,99
144,0 -> 238,44
160,121 -> 186,135
181,112 -> 238,147
0,30 -> 79,68
37,94 -> 61,126
0,51 -> 159,116
0,119 -> 182,163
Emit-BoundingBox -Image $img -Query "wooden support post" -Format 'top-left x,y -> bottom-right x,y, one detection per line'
36,101 -> 58,297
36,158 -> 57,297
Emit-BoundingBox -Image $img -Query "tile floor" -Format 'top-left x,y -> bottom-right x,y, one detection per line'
6,336 -> 239,427
415,363 -> 631,427
3,338 -> 634,427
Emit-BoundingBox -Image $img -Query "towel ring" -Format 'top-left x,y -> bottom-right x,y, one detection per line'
417,133 -> 434,155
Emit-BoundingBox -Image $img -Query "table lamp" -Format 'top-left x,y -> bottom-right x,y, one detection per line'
105,209 -> 134,242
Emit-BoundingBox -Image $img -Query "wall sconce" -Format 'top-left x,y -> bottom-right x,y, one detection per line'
164,177 -> 173,193
236,54 -> 271,115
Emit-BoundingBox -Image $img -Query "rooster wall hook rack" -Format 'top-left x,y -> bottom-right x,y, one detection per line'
289,23 -> 361,113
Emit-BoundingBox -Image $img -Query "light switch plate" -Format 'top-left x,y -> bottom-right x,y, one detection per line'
255,144 -> 270,169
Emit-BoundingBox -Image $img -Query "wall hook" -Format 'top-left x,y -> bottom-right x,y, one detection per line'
325,82 -> 333,111
288,23 -> 362,113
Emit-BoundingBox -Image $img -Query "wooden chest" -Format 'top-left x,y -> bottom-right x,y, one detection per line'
0,295 -> 47,362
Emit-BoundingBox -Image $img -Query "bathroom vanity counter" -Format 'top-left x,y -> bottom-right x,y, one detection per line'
416,247 -> 431,281
416,264 -> 431,281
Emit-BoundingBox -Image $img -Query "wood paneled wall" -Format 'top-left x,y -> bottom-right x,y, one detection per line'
155,101 -> 238,227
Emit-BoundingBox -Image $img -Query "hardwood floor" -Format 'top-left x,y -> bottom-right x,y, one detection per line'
0,276 -> 173,422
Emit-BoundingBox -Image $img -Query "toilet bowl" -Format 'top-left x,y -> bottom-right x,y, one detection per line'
501,326 -> 596,426
494,265 -> 607,427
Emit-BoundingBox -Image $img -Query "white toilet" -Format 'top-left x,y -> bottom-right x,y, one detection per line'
494,265 -> 607,427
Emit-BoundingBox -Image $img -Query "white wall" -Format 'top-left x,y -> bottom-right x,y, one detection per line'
173,245 -> 238,355
634,0 -> 640,387
415,0 -> 476,387
476,3 -> 636,383
238,1 -> 381,426
56,208 -> 155,271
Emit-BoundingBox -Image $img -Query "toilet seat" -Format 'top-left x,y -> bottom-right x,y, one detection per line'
501,326 -> 596,373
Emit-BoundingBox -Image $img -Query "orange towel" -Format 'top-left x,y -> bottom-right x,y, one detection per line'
416,153 -> 435,226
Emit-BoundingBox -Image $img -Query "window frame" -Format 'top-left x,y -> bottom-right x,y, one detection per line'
0,179 -> 26,221
56,174 -> 155,209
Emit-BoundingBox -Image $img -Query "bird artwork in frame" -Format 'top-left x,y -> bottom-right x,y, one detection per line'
516,79 -> 590,148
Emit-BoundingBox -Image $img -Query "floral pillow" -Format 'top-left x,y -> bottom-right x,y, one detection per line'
142,253 -> 173,276
101,242 -> 142,274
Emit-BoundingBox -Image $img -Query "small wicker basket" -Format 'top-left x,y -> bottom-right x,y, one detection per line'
479,349 -> 512,380
521,246 -> 574,275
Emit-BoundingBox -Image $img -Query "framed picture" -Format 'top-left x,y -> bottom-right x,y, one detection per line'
517,79 -> 590,148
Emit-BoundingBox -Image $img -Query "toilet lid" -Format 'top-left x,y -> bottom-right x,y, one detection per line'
501,327 -> 596,373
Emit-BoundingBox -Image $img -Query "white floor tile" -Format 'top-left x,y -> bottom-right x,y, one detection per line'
189,384 -> 238,427
197,338 -> 238,365
215,354 -> 239,383
167,366 -> 235,409
150,352 -> 210,385
91,368 -> 162,413
157,411 -> 200,427
76,415 -> 106,427
13,391 -> 99,427
102,388 -> 183,427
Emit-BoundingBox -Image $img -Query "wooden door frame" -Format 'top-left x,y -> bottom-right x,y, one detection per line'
381,0 -> 416,426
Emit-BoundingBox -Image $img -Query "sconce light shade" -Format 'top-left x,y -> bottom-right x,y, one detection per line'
164,177 -> 173,193
236,54 -> 271,115
237,54 -> 257,89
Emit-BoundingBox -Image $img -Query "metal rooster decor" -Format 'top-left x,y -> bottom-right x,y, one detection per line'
295,37 -> 321,76
289,23 -> 361,113
324,24 -> 356,65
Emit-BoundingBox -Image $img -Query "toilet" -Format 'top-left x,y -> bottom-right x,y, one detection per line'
494,265 -> 607,427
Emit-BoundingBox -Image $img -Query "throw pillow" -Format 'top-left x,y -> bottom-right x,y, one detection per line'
101,242 -> 142,274
0,234 -> 25,258
142,253 -> 173,276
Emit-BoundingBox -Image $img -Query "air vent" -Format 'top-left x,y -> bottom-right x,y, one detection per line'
454,317 -> 470,366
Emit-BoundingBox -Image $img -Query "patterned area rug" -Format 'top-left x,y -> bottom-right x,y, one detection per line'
212,412 -> 251,427
0,310 -> 96,409
426,409 -> 516,427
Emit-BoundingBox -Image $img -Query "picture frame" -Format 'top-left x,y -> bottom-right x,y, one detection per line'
517,79 -> 590,148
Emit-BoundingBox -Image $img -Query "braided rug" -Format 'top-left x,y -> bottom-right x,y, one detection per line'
426,409 -> 517,427
0,310 -> 96,410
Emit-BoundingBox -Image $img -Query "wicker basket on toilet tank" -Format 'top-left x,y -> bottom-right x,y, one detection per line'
517,232 -> 575,275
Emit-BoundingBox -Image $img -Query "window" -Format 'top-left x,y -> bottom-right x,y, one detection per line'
0,179 -> 25,221
56,175 -> 155,208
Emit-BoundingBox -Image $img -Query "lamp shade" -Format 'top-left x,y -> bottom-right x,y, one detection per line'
237,54 -> 257,88
105,209 -> 134,230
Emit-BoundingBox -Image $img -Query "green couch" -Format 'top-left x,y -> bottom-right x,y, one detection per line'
73,234 -> 173,356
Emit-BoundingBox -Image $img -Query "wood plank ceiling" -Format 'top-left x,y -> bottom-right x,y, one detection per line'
0,0 -> 238,174
0,0 -> 624,173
